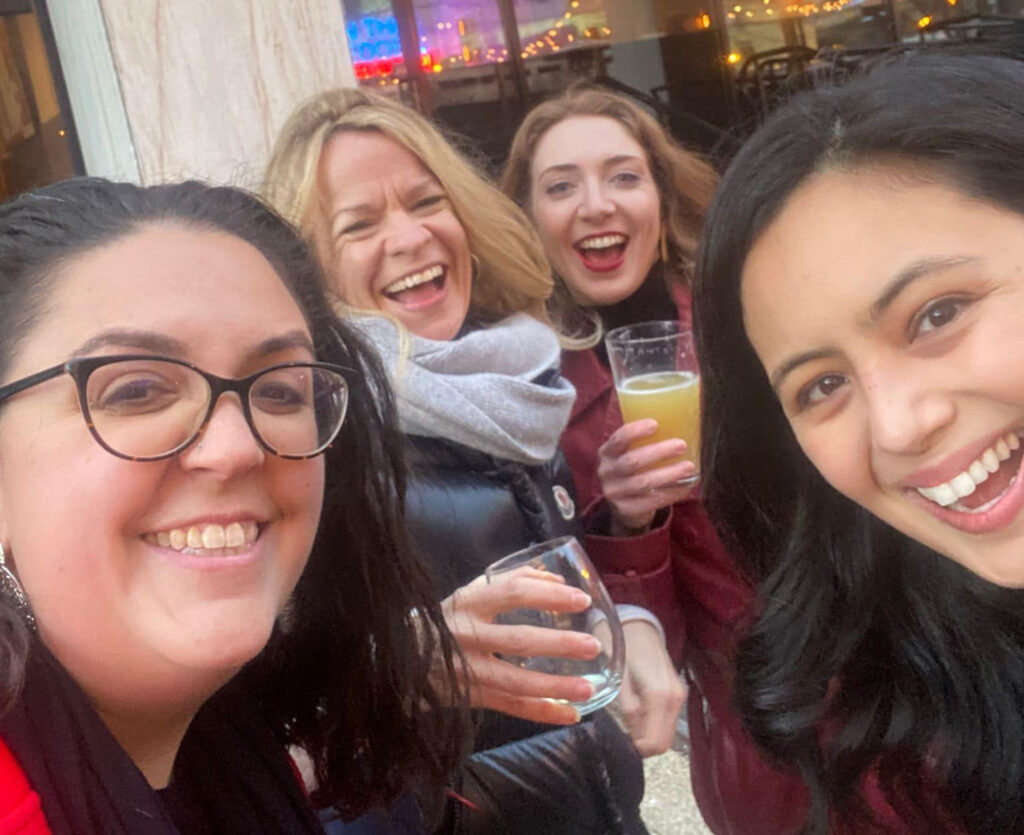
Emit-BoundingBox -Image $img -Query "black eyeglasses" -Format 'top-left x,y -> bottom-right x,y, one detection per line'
0,354 -> 352,461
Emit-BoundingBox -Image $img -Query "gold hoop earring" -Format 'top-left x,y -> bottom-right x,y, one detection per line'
470,253 -> 481,280
0,542 -> 34,629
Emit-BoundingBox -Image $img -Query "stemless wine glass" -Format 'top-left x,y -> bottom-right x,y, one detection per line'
485,536 -> 625,716
605,320 -> 701,483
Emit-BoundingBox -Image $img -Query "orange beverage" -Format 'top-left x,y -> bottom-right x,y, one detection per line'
616,370 -> 701,468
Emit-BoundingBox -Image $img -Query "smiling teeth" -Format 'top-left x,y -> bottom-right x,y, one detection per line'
578,234 -> 626,250
147,521 -> 258,553
383,264 -> 444,295
916,431 -> 1021,507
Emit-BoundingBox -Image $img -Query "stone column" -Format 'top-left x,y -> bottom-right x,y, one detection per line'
47,0 -> 355,187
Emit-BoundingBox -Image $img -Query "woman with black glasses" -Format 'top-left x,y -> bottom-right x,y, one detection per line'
0,178 -> 463,834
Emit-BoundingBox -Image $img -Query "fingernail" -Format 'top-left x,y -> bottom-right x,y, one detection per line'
584,636 -> 602,655
573,679 -> 596,700
568,707 -> 582,723
572,590 -> 593,608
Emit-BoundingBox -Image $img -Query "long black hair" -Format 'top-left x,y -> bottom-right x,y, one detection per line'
0,177 -> 465,817
694,54 -> 1024,833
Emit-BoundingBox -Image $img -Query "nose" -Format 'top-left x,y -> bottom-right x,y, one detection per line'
179,393 -> 265,476
383,210 -> 432,257
578,180 -> 614,222
862,365 -> 956,457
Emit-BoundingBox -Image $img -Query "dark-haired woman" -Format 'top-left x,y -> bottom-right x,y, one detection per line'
695,53 -> 1024,833
0,178 -> 462,833
503,88 -> 810,833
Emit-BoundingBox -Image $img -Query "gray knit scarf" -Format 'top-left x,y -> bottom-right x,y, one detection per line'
351,313 -> 575,465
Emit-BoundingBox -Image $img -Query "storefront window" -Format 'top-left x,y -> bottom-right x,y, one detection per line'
340,0 -> 1024,163
890,0 -> 1024,37
0,4 -> 78,200
724,0 -> 893,64
413,1 -> 508,70
342,0 -> 511,83
341,0 -> 738,159
511,0 -> 739,152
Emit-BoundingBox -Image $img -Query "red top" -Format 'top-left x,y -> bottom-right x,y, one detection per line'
0,738 -> 50,835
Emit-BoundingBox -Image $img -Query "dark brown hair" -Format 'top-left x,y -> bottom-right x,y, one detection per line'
0,177 -> 465,816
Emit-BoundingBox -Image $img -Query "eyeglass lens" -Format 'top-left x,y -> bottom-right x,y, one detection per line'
84,359 -> 347,458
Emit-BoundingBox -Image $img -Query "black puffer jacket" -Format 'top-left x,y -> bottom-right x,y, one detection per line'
406,434 -> 579,598
404,434 -> 647,835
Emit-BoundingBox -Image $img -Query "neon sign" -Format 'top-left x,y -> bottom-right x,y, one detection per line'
347,14 -> 405,78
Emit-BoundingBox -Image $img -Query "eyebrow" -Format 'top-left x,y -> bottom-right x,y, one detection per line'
769,347 -> 843,393
70,328 -> 314,361
253,330 -> 315,357
536,154 -> 644,181
866,254 -> 979,323
71,329 -> 182,358
768,254 -> 981,392
404,178 -> 442,199
536,163 -> 577,179
604,154 -> 644,168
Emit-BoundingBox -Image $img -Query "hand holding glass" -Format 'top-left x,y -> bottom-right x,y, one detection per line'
605,321 -> 701,482
485,536 -> 624,716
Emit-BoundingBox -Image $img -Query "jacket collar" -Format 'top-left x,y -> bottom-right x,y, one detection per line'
561,346 -> 613,422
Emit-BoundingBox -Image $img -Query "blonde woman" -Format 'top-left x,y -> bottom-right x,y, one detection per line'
266,89 -> 683,833
502,88 -> 807,833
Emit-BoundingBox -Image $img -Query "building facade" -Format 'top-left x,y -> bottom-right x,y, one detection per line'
3,0 -> 1022,200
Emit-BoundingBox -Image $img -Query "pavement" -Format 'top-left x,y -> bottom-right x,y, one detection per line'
640,742 -> 711,834
604,701 -> 711,835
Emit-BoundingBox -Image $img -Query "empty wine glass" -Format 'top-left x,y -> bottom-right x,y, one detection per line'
485,536 -> 624,716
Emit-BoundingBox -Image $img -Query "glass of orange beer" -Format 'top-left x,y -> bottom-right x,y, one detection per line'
605,321 -> 700,483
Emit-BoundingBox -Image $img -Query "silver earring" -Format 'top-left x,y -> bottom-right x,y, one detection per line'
0,542 -> 34,629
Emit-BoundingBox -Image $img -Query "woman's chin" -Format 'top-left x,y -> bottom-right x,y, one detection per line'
923,533 -> 1024,588
160,606 -> 278,674
563,265 -> 648,308
392,302 -> 468,341
960,550 -> 1024,589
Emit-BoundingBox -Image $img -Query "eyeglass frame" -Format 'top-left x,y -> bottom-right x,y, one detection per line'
0,353 -> 354,461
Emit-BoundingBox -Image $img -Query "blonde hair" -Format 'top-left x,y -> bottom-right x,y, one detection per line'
501,85 -> 718,345
264,87 -> 553,324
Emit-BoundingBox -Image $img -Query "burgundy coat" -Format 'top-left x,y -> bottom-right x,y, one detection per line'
560,287 -> 811,833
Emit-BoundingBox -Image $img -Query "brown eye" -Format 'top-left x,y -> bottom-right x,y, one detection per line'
797,373 -> 848,409
914,297 -> 969,338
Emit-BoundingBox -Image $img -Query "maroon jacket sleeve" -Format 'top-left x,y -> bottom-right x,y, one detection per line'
582,498 -> 686,665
